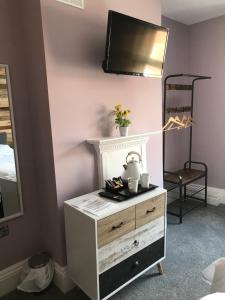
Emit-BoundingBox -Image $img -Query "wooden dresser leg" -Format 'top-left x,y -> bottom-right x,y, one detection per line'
157,263 -> 164,275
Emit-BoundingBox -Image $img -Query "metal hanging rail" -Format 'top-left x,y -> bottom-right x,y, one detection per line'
163,74 -> 211,171
163,73 -> 211,223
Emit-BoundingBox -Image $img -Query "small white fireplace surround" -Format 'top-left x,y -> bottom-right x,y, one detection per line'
87,131 -> 161,188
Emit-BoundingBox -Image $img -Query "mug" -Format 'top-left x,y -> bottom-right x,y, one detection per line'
141,173 -> 150,189
128,178 -> 139,193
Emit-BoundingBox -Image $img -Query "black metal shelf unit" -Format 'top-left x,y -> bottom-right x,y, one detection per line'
163,74 -> 211,223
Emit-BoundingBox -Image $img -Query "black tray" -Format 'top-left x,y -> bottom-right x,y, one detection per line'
99,184 -> 158,202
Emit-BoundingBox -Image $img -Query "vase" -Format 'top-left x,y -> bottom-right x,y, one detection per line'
119,126 -> 129,137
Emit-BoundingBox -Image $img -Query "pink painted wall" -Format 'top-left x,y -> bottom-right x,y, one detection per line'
161,16 -> 190,172
0,1 -> 41,270
40,0 -> 163,265
189,16 -> 225,188
20,0 -> 63,265
162,17 -> 189,76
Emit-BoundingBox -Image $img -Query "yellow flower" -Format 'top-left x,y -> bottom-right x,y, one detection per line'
114,104 -> 121,112
113,104 -> 132,128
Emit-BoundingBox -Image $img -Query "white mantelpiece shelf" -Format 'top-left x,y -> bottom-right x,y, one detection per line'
87,131 -> 161,188
87,130 -> 161,148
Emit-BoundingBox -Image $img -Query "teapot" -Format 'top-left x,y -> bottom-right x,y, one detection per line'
122,151 -> 142,181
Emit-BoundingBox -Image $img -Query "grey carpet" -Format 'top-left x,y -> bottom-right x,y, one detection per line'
2,204 -> 225,300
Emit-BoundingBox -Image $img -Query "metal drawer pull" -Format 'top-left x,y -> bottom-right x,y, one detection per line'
146,207 -> 156,214
134,260 -> 140,267
133,240 -> 139,247
112,222 -> 124,230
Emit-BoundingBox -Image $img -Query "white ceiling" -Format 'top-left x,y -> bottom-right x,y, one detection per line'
162,0 -> 225,25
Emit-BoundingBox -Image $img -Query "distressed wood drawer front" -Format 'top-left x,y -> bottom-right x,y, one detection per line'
98,216 -> 164,274
136,194 -> 165,229
97,207 -> 135,248
99,237 -> 165,299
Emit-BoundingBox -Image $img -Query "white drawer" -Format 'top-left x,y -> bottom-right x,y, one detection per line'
98,216 -> 164,274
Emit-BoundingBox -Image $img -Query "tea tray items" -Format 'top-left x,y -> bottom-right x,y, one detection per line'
64,187 -> 167,300
99,184 -> 158,202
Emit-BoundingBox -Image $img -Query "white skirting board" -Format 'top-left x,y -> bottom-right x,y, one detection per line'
53,262 -> 75,293
0,259 -> 27,297
0,259 -> 75,297
167,184 -> 225,206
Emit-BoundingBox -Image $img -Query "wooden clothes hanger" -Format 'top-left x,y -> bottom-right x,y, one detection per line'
182,116 -> 194,128
163,115 -> 195,132
163,116 -> 184,131
186,116 -> 195,127
177,115 -> 188,129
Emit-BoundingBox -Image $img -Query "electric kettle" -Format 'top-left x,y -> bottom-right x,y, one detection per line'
122,151 -> 142,181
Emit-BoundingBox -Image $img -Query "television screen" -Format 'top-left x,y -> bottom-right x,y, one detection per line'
102,11 -> 169,78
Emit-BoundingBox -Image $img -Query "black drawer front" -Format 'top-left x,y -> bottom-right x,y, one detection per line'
99,237 -> 164,299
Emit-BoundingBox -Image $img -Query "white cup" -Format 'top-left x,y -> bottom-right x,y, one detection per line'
128,178 -> 139,193
141,173 -> 150,189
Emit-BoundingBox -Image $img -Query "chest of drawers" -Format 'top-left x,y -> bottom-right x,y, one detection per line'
64,187 -> 167,300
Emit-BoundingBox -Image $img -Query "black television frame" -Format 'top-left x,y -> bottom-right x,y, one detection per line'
102,10 -> 169,78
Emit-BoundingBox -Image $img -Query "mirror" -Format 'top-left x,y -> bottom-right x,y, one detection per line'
0,64 -> 23,222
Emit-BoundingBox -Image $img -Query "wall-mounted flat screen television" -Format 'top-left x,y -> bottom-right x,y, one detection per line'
102,11 -> 169,78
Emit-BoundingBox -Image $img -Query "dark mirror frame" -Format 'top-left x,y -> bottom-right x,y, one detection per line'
0,64 -> 23,223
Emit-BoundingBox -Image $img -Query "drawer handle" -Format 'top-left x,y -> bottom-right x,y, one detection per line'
134,260 -> 140,267
146,207 -> 156,214
133,240 -> 139,247
111,222 -> 124,231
